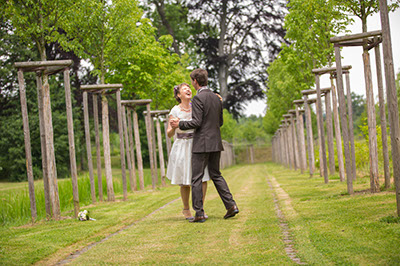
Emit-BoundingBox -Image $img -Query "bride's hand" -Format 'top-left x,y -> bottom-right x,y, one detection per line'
170,117 -> 180,129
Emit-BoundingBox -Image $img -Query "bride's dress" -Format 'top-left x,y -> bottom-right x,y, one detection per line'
166,105 -> 210,185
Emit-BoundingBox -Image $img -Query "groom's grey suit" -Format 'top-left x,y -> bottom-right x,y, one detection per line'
179,87 -> 236,217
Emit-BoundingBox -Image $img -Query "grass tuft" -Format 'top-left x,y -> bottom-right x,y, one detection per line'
379,215 -> 400,224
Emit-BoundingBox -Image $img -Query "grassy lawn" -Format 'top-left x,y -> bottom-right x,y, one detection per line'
1,163 -> 400,264
0,167 -> 157,226
267,163 -> 400,265
69,164 -> 290,265
0,164 -> 292,265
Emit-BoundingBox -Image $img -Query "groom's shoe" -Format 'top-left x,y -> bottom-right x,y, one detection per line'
189,215 -> 206,223
224,205 -> 239,219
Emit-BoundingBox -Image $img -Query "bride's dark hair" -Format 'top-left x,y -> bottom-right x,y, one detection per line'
174,83 -> 190,103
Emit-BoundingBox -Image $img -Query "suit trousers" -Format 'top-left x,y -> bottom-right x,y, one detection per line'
191,151 -> 236,217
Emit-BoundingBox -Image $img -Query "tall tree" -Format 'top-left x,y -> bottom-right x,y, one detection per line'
148,0 -> 181,55
185,0 -> 286,116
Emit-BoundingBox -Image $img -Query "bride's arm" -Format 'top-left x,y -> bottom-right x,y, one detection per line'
167,115 -> 176,138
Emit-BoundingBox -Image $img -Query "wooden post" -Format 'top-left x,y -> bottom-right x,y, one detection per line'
122,106 -> 134,192
343,72 -> 357,181
17,69 -> 37,221
145,104 -> 156,189
64,68 -> 80,217
379,0 -> 400,215
92,94 -> 103,201
281,126 -> 288,167
315,74 -> 328,183
330,75 -> 345,182
279,127 -> 285,166
324,90 -> 335,175
126,109 -> 137,190
150,116 -> 159,184
246,144 -> 250,164
42,72 -> 61,219
334,45 -> 353,194
164,115 -> 172,160
294,104 -> 307,173
289,113 -> 299,170
374,39 -> 391,189
362,48 -> 379,192
250,144 -> 255,164
232,143 -> 236,165
304,95 -> 315,177
313,99 -> 324,177
133,110 -> 145,190
83,92 -> 96,204
102,94 -> 115,201
116,90 -> 127,200
285,117 -> 294,169
35,74 -> 51,218
156,117 -> 166,186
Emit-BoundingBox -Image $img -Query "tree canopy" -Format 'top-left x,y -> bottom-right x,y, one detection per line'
263,0 -> 350,134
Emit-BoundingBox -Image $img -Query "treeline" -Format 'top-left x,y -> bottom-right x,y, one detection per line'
221,110 -> 268,145
1,0 -> 287,181
0,1 -> 188,182
263,0 -> 400,135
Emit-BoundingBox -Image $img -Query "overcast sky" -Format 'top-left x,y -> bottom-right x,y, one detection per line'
244,8 -> 400,117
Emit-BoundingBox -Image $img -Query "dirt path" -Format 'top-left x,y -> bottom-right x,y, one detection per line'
266,174 -> 306,265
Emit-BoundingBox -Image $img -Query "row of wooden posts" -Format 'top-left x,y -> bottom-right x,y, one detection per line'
15,61 -> 174,221
271,3 -> 400,216
15,60 -> 238,222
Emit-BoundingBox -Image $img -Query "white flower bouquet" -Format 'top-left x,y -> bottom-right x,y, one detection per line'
78,210 -> 95,221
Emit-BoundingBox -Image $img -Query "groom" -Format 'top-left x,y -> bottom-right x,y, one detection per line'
170,68 -> 239,223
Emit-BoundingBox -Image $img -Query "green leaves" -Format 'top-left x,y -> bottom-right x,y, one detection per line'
5,0 -> 75,59
61,0 -> 189,109
264,0 -> 351,134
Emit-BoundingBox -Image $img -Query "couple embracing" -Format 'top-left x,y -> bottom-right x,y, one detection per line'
167,68 -> 239,223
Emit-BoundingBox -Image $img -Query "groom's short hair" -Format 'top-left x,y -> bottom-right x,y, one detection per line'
190,68 -> 208,87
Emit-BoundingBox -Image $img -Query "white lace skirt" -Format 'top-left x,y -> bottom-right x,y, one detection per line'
166,138 -> 210,185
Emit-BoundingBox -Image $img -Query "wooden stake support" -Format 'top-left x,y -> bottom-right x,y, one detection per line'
81,84 -> 124,201
15,60 -> 77,220
379,0 -> 400,215
121,99 -> 152,190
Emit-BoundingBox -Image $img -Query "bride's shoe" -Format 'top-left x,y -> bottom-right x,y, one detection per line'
182,209 -> 194,220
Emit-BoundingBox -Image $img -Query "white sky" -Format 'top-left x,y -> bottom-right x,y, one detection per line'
243,8 -> 400,117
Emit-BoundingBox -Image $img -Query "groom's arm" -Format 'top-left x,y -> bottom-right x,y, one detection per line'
179,96 -> 203,130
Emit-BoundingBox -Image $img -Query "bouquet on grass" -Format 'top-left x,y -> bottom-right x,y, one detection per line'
78,210 -> 96,221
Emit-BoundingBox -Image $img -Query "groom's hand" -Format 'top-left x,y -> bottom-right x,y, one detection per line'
170,118 -> 180,129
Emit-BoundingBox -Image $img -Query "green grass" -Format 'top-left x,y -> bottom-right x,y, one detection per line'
0,167 -> 156,226
0,187 -> 179,265
267,162 -> 400,265
67,164 -> 291,265
1,163 -> 400,265
0,164 -> 293,265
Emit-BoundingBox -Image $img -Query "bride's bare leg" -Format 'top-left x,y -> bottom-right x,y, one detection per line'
180,185 -> 192,219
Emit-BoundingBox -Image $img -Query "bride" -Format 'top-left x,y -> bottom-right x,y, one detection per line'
166,83 -> 210,220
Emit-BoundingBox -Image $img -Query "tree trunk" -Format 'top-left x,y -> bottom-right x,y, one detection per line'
153,0 -> 180,56
218,0 -> 229,99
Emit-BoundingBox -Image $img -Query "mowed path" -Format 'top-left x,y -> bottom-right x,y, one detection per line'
64,164 -> 295,265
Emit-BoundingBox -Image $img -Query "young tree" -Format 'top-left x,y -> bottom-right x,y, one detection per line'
264,0 -> 349,134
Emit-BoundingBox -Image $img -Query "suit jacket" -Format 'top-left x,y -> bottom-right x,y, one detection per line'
179,88 -> 224,153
